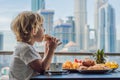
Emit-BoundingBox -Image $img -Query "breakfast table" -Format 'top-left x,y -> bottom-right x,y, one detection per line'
30,70 -> 120,80
31,52 -> 120,80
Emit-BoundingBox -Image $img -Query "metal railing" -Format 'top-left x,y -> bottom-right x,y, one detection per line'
0,51 -> 120,56
0,51 -> 120,65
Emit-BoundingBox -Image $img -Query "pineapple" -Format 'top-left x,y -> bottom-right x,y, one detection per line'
93,49 -> 106,64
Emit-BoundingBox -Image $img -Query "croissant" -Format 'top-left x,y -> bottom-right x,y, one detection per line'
43,34 -> 52,41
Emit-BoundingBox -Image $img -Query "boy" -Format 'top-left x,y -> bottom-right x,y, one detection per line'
9,11 -> 60,80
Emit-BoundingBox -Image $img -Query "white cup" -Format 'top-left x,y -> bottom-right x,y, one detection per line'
49,63 -> 62,71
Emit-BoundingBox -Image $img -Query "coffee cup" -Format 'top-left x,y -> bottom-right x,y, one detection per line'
49,63 -> 62,71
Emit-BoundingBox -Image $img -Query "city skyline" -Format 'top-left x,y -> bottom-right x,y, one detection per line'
0,0 -> 120,40
30,0 -> 116,52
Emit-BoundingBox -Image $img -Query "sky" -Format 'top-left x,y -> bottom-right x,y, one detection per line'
0,0 -> 120,39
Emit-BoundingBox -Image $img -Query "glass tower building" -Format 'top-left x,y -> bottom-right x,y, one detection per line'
98,3 -> 116,52
66,16 -> 75,42
94,0 -> 108,46
54,23 -> 73,48
31,0 -> 45,12
39,10 -> 54,35
74,0 -> 88,51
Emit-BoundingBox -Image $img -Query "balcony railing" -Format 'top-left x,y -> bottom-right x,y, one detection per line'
0,51 -> 120,68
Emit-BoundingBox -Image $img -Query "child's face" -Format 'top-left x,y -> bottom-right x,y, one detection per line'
33,24 -> 45,42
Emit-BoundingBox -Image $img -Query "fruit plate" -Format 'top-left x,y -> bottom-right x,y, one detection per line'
63,69 -> 79,73
78,69 -> 112,74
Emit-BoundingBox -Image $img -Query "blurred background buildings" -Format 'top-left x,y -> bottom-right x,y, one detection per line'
31,0 -> 116,52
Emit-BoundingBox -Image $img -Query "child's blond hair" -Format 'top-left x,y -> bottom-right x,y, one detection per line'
11,11 -> 44,43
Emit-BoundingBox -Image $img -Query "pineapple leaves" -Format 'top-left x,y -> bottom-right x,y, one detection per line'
93,49 -> 107,64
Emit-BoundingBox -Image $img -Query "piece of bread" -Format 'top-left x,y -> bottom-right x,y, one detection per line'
87,64 -> 110,70
43,34 -> 52,41
78,66 -> 88,70
43,34 -> 62,46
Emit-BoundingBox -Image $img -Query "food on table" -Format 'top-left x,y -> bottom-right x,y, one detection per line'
87,64 -> 110,70
78,66 -> 88,70
78,64 -> 110,70
74,59 -> 83,66
62,61 -> 73,69
63,58 -> 118,71
105,62 -> 119,69
72,62 -> 80,69
74,59 -> 82,63
62,61 -> 79,69
93,49 -> 106,64
82,58 -> 95,67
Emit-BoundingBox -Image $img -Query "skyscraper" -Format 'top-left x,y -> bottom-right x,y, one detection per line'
66,16 -> 75,42
94,0 -> 108,45
39,10 -> 54,35
54,23 -> 73,47
74,0 -> 88,51
31,0 -> 45,12
98,3 -> 116,52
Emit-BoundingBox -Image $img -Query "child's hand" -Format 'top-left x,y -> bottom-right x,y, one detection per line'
45,37 -> 61,52
43,37 -> 62,70
49,37 -> 60,50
